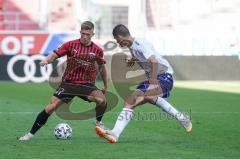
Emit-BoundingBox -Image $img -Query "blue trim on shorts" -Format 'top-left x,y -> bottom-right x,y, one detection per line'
136,73 -> 173,98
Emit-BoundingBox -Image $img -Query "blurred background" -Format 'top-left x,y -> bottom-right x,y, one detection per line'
0,0 -> 240,83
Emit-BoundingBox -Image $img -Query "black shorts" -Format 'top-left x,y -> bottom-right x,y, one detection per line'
53,82 -> 99,103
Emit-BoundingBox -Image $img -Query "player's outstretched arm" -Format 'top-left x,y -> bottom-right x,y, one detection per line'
39,53 -> 59,66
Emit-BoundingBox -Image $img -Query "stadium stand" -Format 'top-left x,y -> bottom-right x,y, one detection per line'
2,0 -> 39,30
0,0 -> 4,29
0,0 -> 77,31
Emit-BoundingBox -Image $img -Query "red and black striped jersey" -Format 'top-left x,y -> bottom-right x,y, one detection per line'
53,39 -> 105,84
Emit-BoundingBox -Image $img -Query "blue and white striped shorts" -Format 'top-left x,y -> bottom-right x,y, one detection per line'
136,73 -> 173,98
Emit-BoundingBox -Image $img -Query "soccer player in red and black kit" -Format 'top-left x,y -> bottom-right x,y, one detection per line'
18,21 -> 108,141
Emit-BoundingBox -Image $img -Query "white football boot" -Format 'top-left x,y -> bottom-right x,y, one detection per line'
17,133 -> 34,141
180,116 -> 192,133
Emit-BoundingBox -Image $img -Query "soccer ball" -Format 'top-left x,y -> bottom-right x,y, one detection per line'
54,123 -> 72,140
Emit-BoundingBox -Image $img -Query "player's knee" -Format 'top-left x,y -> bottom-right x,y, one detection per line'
144,96 -> 155,104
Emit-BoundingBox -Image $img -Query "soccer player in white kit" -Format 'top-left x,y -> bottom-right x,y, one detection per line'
96,24 -> 192,143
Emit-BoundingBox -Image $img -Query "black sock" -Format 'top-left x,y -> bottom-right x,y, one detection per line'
96,115 -> 103,122
30,110 -> 50,134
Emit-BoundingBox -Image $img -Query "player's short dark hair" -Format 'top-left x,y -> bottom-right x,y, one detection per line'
81,21 -> 94,30
112,24 -> 130,37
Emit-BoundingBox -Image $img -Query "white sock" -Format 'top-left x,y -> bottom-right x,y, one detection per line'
27,132 -> 34,137
112,108 -> 134,138
155,97 -> 185,121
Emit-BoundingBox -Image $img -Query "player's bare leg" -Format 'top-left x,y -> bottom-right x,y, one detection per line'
88,90 -> 108,132
18,96 -> 64,141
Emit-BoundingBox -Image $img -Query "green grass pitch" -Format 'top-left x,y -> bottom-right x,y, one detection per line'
0,81 -> 239,159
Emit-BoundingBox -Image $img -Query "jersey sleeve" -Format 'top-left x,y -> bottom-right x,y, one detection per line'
53,42 -> 69,57
96,49 -> 106,65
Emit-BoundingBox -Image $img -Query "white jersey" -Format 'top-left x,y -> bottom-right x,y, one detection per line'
129,38 -> 173,78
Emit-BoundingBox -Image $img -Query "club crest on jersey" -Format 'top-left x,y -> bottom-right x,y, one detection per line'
89,52 -> 96,59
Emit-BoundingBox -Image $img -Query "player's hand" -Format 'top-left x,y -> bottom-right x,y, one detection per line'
39,59 -> 48,66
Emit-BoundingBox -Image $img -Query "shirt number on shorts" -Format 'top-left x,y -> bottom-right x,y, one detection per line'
56,88 -> 65,95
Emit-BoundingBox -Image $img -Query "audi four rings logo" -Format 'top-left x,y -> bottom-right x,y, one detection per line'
7,55 -> 65,83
